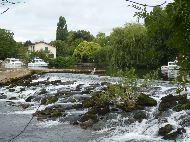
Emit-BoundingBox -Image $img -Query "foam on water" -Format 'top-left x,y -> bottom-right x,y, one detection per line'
38,120 -> 61,128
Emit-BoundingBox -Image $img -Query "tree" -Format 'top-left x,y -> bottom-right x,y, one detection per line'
56,16 -> 68,41
73,41 -> 101,62
144,7 -> 178,66
0,28 -> 18,60
93,32 -> 109,47
24,40 -> 33,47
108,23 -> 150,70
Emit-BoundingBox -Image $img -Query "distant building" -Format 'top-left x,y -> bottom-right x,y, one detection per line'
28,41 -> 56,58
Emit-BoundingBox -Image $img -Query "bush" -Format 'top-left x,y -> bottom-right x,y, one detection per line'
49,56 -> 75,68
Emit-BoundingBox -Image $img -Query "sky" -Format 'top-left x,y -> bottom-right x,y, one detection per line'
0,0 -> 171,42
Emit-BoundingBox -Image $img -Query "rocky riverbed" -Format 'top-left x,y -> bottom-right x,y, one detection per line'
0,73 -> 190,141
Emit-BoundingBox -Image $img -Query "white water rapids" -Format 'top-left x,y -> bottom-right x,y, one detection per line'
0,73 -> 190,142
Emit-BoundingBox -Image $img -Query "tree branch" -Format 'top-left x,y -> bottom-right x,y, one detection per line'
126,0 -> 167,7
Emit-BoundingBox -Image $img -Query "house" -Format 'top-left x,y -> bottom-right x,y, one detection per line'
28,41 -> 56,58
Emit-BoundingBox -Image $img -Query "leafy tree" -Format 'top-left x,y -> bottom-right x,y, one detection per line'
165,0 -> 190,69
93,32 -> 109,47
24,40 -> 33,47
56,16 -> 68,41
73,41 -> 101,62
50,40 -> 68,57
108,23 -> 151,70
144,7 -> 179,66
0,28 -> 18,60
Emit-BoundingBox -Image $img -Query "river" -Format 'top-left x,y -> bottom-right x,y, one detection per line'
0,73 -> 190,142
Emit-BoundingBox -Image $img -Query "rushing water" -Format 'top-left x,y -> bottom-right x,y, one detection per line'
0,73 -> 190,142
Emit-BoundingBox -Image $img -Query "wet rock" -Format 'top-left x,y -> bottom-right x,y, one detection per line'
25,96 -> 35,102
116,102 -> 140,112
9,97 -> 17,100
79,111 -> 98,123
73,103 -> 83,110
158,124 -> 173,137
20,87 -> 26,92
163,128 -> 186,140
92,106 -> 110,115
101,82 -> 111,86
75,84 -> 84,91
9,88 -> 15,92
133,110 -> 147,122
41,96 -> 58,105
80,119 -> 94,129
39,88 -> 48,95
33,105 -> 65,120
82,92 -> 111,108
137,93 -> 157,107
173,102 -> 190,112
159,94 -> 189,111
0,95 -> 7,99
20,104 -> 30,109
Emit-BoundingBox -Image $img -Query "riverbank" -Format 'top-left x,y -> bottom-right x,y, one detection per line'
0,68 -> 106,85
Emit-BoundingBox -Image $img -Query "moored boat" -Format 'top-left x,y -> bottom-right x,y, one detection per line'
28,57 -> 48,67
2,58 -> 23,69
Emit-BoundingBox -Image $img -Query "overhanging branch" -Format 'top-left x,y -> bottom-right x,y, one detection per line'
126,0 -> 167,7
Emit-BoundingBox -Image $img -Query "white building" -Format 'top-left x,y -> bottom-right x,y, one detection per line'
28,41 -> 56,58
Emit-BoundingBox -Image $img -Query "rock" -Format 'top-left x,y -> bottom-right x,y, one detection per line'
158,124 -> 173,137
80,119 -> 94,129
73,104 -> 83,110
116,101 -> 140,112
33,105 -> 65,120
25,96 -> 34,102
137,93 -> 157,107
79,111 -> 98,123
20,104 -> 30,109
20,87 -> 26,92
9,97 -> 17,100
41,96 -> 58,105
101,82 -> 111,86
133,110 -> 147,122
159,94 -> 189,111
0,95 -> 7,99
173,102 -> 190,112
92,106 -> 110,115
9,88 -> 15,92
163,128 -> 186,140
82,92 -> 110,108
75,84 -> 84,91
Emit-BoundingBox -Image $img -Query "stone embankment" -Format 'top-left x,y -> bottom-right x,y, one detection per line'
0,69 -> 31,85
0,68 -> 105,85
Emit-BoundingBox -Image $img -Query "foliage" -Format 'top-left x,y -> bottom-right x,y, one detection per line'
28,50 -> 49,62
73,41 -> 101,62
49,56 -> 75,68
0,28 -> 18,60
108,23 -> 153,70
56,16 -> 68,41
50,40 -> 69,57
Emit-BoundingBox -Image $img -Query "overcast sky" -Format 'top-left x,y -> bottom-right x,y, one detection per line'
0,0 -> 171,42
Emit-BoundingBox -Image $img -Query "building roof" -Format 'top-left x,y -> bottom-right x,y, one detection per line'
30,41 -> 55,48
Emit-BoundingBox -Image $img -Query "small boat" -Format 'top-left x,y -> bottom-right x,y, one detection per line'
2,58 -> 23,69
28,57 -> 48,67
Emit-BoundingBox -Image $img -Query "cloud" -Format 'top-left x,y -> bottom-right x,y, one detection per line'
0,0 -> 171,42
